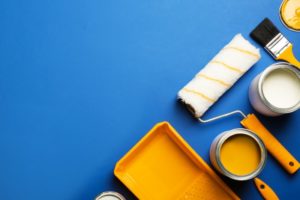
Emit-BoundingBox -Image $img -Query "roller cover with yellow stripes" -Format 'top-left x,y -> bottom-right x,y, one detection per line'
178,34 -> 261,118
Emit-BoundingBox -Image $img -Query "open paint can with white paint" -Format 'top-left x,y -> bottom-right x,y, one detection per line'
95,191 -> 126,200
249,62 -> 300,116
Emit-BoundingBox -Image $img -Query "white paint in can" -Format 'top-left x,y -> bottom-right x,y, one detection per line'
262,68 -> 300,109
249,62 -> 300,116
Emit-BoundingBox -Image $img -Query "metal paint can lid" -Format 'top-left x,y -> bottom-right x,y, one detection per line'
94,191 -> 126,200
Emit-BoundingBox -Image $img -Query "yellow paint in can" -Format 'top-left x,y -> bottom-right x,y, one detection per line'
280,0 -> 300,31
220,134 -> 261,176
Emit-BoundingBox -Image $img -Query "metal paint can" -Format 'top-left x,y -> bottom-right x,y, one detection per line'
210,128 -> 266,181
94,191 -> 126,200
249,62 -> 300,116
279,0 -> 300,32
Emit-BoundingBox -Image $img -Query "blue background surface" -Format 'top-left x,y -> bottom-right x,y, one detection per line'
0,0 -> 299,199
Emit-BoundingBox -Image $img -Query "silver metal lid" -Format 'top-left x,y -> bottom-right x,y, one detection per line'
95,191 -> 126,200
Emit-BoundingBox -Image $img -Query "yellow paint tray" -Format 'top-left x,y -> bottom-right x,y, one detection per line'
114,122 -> 240,200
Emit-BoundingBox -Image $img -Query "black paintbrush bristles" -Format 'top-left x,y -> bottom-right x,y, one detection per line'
250,18 -> 280,47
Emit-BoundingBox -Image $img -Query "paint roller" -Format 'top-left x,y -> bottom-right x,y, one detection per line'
178,34 -> 300,174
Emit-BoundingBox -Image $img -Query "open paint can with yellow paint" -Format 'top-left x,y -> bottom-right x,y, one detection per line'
210,128 -> 267,181
249,62 -> 300,116
280,0 -> 300,31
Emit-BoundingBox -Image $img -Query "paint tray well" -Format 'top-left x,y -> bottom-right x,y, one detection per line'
114,122 -> 240,200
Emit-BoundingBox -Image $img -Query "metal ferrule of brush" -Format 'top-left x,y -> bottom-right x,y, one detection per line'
265,33 -> 290,59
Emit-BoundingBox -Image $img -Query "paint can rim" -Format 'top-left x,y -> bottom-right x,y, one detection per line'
94,191 -> 126,200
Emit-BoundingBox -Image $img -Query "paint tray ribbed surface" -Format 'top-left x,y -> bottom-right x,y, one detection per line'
114,122 -> 240,200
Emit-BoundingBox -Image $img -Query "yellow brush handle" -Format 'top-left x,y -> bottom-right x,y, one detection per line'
254,178 -> 279,200
277,44 -> 300,69
241,114 -> 300,174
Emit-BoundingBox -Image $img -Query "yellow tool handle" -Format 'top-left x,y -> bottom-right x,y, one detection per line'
241,114 -> 300,174
254,178 -> 279,200
277,44 -> 300,69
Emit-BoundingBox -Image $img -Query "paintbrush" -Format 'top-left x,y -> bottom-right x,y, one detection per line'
250,18 -> 300,69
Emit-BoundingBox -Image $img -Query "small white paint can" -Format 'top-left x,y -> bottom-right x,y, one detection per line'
249,62 -> 300,116
95,191 -> 126,200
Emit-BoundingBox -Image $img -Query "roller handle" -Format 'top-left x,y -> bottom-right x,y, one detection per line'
241,114 -> 300,174
254,178 -> 279,200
